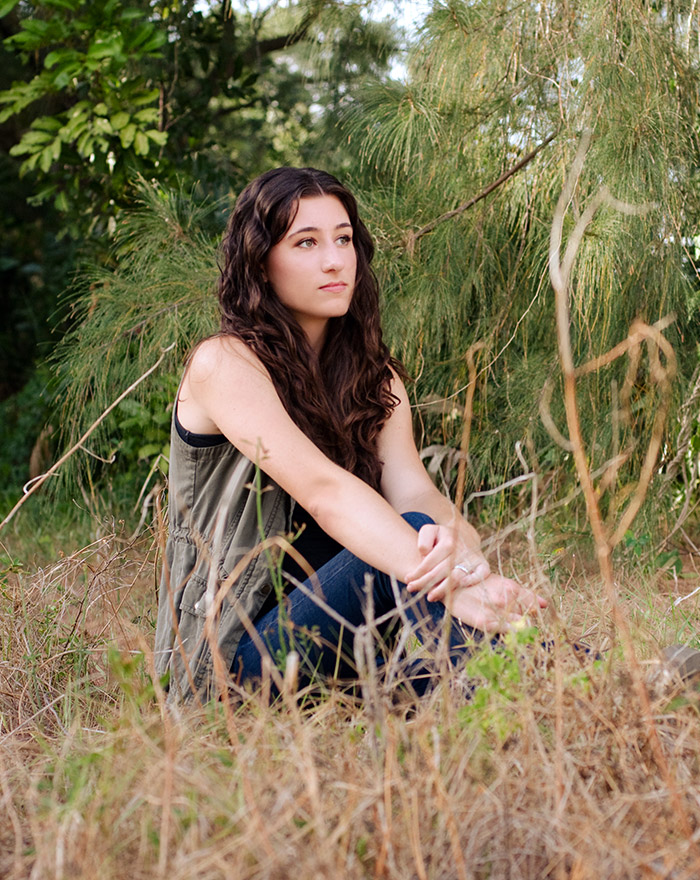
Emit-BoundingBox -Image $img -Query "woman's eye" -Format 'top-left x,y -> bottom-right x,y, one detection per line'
297,238 -> 315,248
337,235 -> 352,246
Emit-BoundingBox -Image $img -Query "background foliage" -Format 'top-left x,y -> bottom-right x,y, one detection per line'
0,0 -> 401,509
349,0 -> 700,512
2,0 -> 699,554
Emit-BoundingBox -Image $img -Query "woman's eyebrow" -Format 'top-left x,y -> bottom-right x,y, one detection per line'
287,221 -> 352,236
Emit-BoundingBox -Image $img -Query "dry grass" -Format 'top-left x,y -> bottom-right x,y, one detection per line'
1,525 -> 700,880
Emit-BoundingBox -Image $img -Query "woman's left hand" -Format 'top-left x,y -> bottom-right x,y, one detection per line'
405,522 -> 490,598
442,573 -> 547,633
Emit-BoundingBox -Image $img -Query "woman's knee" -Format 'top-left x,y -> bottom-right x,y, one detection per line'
401,511 -> 435,531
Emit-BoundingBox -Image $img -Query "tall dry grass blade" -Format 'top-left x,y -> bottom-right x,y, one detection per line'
454,341 -> 485,514
549,129 -> 699,858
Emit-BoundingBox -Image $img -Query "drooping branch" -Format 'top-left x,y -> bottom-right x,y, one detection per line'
0,343 -> 176,533
404,132 -> 556,255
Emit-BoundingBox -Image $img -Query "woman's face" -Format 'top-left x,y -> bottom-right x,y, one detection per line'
264,194 -> 357,350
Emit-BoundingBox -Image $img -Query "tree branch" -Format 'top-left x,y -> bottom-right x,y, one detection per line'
404,131 -> 556,255
240,0 -> 329,66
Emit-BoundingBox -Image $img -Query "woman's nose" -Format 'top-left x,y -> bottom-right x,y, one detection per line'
321,244 -> 343,271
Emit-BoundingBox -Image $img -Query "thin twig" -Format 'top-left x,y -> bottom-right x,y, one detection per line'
574,314 -> 675,378
0,343 -> 176,533
455,341 -> 485,512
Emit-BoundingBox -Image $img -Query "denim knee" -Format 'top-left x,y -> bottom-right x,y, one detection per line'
401,511 -> 435,531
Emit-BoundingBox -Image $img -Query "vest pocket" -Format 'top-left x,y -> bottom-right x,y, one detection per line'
179,573 -> 208,619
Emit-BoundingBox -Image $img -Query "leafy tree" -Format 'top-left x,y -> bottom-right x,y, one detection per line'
26,0 -> 700,531
0,0 -> 400,238
0,0 -> 402,502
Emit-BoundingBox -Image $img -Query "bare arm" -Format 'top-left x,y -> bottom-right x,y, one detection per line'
377,375 -> 489,590
178,337 -> 426,582
179,341 -> 545,628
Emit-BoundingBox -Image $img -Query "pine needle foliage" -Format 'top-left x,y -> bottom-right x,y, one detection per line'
45,0 -> 700,525
345,0 -> 700,511
50,180 -> 224,498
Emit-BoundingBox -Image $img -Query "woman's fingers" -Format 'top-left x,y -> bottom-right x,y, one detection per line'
416,523 -> 440,556
437,575 -> 548,633
406,534 -> 488,593
425,558 -> 491,600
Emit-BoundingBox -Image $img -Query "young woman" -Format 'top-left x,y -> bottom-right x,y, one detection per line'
154,167 -> 546,704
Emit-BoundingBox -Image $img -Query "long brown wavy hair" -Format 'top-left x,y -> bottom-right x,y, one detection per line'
219,166 -> 404,491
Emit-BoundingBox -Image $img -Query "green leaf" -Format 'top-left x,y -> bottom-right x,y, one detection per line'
138,443 -> 161,459
31,116 -> 63,132
26,184 -> 56,206
0,107 -> 15,125
133,107 -> 158,124
19,128 -> 54,146
44,49 -> 79,69
130,88 -> 160,107
20,152 -> 40,173
93,116 -> 113,135
68,101 -> 91,118
39,145 -> 54,172
138,31 -> 167,55
60,116 -> 88,141
133,130 -> 149,156
110,111 -> 130,131
125,22 -> 157,51
119,123 -> 136,149
76,129 -> 94,156
6,19 -> 51,48
43,0 -> 82,9
145,129 -> 167,146
94,103 -> 108,116
53,64 -> 82,89
87,34 -> 124,61
0,0 -> 20,16
9,141 -> 32,156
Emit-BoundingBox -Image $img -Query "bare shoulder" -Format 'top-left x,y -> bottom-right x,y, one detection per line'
178,335 -> 274,435
387,366 -> 410,405
186,335 -> 266,386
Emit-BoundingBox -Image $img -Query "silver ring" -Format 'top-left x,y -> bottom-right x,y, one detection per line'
454,563 -> 475,578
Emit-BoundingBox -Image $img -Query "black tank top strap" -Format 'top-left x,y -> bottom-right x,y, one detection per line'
174,403 -> 227,448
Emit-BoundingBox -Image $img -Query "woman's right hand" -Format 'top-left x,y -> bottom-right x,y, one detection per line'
439,573 -> 547,634
405,522 -> 490,596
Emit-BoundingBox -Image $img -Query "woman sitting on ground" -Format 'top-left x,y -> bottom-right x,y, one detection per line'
154,166 -> 546,704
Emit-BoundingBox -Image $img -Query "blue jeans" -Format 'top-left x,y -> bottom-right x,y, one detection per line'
232,512 -> 475,698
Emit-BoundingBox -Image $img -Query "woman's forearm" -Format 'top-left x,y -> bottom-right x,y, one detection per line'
310,474 -> 426,582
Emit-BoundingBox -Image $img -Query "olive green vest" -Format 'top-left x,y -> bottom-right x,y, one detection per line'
154,415 -> 293,704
